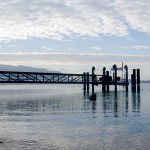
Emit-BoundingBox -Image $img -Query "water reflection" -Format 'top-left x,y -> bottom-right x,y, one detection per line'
92,101 -> 96,111
0,90 -> 141,118
101,91 -> 141,117
83,92 -> 89,100
83,100 -> 97,113
132,91 -> 141,116
114,92 -> 118,117
5,99 -> 65,113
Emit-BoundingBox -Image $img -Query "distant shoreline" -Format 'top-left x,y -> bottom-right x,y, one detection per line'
140,80 -> 150,83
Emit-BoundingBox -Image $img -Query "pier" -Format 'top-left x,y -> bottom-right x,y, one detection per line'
0,64 -> 140,99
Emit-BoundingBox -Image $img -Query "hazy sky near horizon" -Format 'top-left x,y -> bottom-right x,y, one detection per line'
0,0 -> 150,79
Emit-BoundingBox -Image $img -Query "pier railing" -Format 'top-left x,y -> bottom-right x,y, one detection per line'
0,71 -> 84,84
0,71 -> 100,84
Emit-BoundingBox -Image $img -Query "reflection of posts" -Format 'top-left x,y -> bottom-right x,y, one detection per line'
125,92 -> 129,115
132,92 -> 136,113
102,92 -> 107,116
102,92 -> 118,117
83,91 -> 86,99
83,91 -> 89,100
132,92 -> 141,116
114,92 -> 118,117
92,101 -> 96,111
137,92 -> 141,113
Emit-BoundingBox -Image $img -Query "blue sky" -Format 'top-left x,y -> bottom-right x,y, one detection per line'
0,0 -> 150,79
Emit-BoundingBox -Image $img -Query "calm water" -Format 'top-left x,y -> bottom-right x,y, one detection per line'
0,84 -> 150,150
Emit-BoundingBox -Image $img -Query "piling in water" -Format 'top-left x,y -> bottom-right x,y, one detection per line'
137,69 -> 140,92
83,72 -> 86,92
113,64 -> 117,92
132,69 -> 136,92
102,67 -> 106,92
92,66 -> 95,95
106,71 -> 109,92
124,65 -> 128,91
87,72 -> 89,93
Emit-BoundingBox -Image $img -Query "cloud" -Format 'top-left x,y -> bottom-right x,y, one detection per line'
91,47 -> 102,50
115,0 -> 150,34
41,46 -> 54,53
130,45 -> 150,50
0,0 -> 130,41
8,44 -> 16,48
0,53 -> 149,79
0,53 -> 150,65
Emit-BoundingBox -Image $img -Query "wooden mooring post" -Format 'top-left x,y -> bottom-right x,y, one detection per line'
83,72 -> 86,92
131,68 -> 140,92
137,69 -> 140,92
102,67 -> 106,92
92,66 -> 95,95
113,64 -> 117,92
106,71 -> 110,92
131,69 -> 136,92
124,65 -> 128,91
87,72 -> 89,93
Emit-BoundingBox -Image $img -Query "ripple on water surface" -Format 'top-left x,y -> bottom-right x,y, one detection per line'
0,84 -> 150,149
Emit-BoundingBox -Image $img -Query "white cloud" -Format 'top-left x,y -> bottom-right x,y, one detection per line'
110,45 -> 150,50
115,0 -> 150,34
1,0 -> 149,41
130,45 -> 150,50
0,53 -> 149,79
91,47 -> 102,50
0,0 -> 130,41
41,46 -> 54,52
8,44 -> 16,48
0,52 -> 150,66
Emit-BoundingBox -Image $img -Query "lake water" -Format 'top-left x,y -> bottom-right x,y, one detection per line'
0,84 -> 150,150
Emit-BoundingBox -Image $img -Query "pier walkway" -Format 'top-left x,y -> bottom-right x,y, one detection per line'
0,71 -> 125,85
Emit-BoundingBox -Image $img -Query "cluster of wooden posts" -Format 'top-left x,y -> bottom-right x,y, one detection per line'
131,69 -> 140,92
83,64 -> 140,96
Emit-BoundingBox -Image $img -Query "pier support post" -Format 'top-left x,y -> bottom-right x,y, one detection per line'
106,71 -> 110,92
124,65 -> 128,91
87,72 -> 89,93
132,69 -> 136,92
137,69 -> 140,92
92,66 -> 95,95
102,67 -> 106,92
113,64 -> 117,92
83,72 -> 86,92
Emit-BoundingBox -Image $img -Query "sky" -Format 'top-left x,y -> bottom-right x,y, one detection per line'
0,0 -> 150,80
